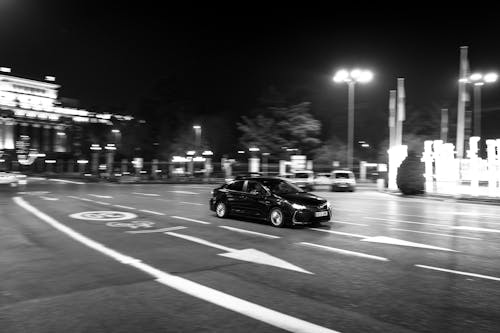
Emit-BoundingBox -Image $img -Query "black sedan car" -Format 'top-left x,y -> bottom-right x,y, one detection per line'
209,177 -> 332,227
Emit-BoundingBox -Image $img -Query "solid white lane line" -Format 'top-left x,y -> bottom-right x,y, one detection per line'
68,195 -> 82,200
415,264 -> 500,282
179,201 -> 204,206
13,197 -> 339,333
40,196 -> 59,201
139,209 -> 165,216
331,220 -> 368,226
298,242 -> 389,261
95,201 -> 111,206
361,236 -> 457,252
127,226 -> 187,234
113,204 -> 137,210
168,190 -> 199,195
89,194 -> 113,199
132,192 -> 161,197
48,178 -> 85,185
219,226 -> 280,239
170,216 -> 210,225
166,232 -> 235,252
27,177 -> 47,181
390,228 -> 482,240
310,228 -> 367,238
365,217 -> 448,228
451,226 -> 500,233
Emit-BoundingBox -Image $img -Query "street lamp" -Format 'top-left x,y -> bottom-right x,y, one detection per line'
193,125 -> 201,148
333,68 -> 373,170
467,72 -> 498,137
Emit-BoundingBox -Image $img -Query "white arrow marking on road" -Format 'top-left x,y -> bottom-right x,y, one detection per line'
219,226 -> 280,239
132,192 -> 161,197
40,196 -> 59,201
451,226 -> 500,233
298,242 -> 389,261
127,226 -> 187,234
89,194 -> 113,199
168,190 -> 199,195
165,232 -> 313,274
361,236 -> 457,252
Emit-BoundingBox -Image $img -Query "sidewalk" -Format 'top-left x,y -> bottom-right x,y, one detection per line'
383,189 -> 500,206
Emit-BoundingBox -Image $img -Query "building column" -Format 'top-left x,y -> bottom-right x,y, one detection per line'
43,125 -> 52,152
32,124 -> 41,151
0,120 -> 4,150
54,126 -> 67,153
4,120 -> 15,150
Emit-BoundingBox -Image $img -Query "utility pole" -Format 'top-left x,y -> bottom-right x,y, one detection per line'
440,108 -> 448,142
456,46 -> 469,158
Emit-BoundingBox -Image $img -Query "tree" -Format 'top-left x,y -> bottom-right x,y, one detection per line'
312,137 -> 347,166
396,151 -> 425,195
237,101 -> 322,158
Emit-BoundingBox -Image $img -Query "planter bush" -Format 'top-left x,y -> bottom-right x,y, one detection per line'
396,151 -> 425,195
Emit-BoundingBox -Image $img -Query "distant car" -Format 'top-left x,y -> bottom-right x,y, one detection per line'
331,170 -> 356,192
285,170 -> 315,191
0,171 -> 20,188
210,177 -> 332,227
313,172 -> 333,190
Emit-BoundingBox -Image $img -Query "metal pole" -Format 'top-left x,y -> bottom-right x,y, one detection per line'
473,85 -> 481,138
456,46 -> 469,158
347,81 -> 355,170
388,90 -> 396,149
396,78 -> 405,146
440,108 -> 448,142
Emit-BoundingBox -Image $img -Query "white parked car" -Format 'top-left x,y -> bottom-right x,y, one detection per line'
330,170 -> 356,192
284,170 -> 315,191
0,171 -> 20,188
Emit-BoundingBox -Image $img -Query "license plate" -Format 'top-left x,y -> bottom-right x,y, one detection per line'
315,211 -> 328,217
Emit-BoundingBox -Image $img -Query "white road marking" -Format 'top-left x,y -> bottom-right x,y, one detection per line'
416,264 -> 500,282
13,197 -> 337,333
139,209 -> 165,216
95,201 -> 111,206
361,236 -> 457,252
170,216 -> 210,225
166,232 -> 313,274
68,195 -> 82,200
451,226 -> 500,233
132,192 -> 161,197
298,242 -> 389,261
168,190 -> 199,195
365,217 -> 448,228
127,226 -> 187,234
390,228 -> 482,240
40,196 -> 59,201
219,226 -> 280,239
48,178 -> 85,185
27,177 -> 47,181
331,220 -> 368,226
89,194 -> 113,199
310,228 -> 367,238
113,204 -> 137,210
179,201 -> 204,206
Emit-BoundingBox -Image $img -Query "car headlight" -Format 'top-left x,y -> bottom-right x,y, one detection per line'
326,201 -> 331,209
292,203 -> 307,210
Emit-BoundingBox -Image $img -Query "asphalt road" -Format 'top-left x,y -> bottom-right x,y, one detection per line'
1,178 -> 500,333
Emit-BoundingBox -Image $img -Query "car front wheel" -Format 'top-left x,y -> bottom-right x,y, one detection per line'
216,201 -> 228,218
269,207 -> 286,228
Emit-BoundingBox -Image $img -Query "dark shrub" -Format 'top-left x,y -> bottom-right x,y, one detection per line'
396,151 -> 425,195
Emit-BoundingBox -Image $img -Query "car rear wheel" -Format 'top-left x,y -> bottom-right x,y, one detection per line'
215,201 -> 228,218
269,207 -> 286,228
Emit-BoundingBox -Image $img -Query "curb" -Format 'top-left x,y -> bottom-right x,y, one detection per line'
383,190 -> 500,206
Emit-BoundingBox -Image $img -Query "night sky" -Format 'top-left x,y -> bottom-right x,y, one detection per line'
2,1 -> 500,156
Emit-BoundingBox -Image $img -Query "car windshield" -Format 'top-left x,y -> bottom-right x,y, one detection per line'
335,172 -> 352,179
260,179 -> 305,194
294,173 -> 310,178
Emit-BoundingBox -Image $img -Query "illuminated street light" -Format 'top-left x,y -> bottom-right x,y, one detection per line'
249,147 -> 260,152
333,68 -> 374,170
111,129 -> 120,133
193,125 -> 201,148
465,71 -> 498,137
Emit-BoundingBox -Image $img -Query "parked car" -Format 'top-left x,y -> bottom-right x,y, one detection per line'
331,170 -> 356,192
210,177 -> 332,227
0,171 -> 21,189
313,172 -> 333,190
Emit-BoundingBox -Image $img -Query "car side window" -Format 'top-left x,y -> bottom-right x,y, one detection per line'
227,180 -> 244,191
246,181 -> 266,195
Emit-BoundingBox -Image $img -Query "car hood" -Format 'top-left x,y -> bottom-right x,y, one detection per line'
277,192 -> 326,206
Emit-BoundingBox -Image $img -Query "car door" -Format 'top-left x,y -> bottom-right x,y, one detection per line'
244,181 -> 271,218
224,180 -> 246,214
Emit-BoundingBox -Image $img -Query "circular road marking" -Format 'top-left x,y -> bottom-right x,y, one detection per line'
105,221 -> 155,229
69,211 -> 138,221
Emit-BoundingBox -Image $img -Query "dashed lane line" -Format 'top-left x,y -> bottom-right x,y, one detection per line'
48,178 -> 85,185
219,226 -> 280,239
168,190 -> 199,195
13,197 -> 340,333
179,201 -> 204,206
390,228 -> 482,240
127,226 -> 187,234
132,192 -> 161,197
298,242 -> 389,262
113,204 -> 137,210
309,228 -> 367,238
415,264 -> 500,282
139,209 -> 165,216
170,216 -> 211,225
331,220 -> 368,226
40,196 -> 59,201
89,194 -> 113,199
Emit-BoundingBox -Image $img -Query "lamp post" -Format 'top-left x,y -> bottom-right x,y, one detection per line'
468,72 -> 498,138
193,125 -> 201,149
333,69 -> 373,170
